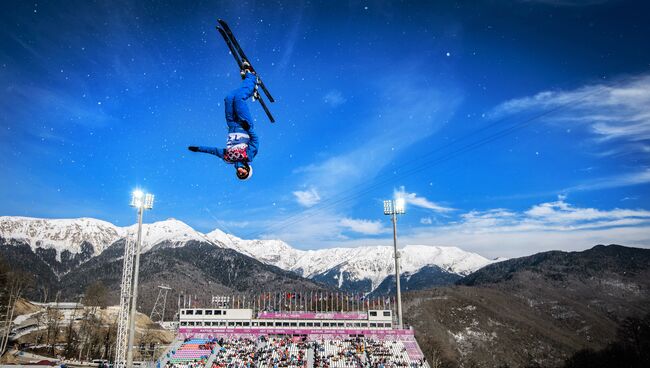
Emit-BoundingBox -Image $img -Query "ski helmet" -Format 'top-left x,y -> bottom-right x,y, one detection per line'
236,164 -> 253,181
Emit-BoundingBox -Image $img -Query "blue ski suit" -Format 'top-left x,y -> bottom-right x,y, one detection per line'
196,72 -> 259,169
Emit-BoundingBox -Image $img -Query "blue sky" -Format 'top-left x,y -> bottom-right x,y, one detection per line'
1,0 -> 649,257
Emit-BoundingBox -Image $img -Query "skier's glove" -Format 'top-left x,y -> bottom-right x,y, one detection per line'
240,61 -> 255,79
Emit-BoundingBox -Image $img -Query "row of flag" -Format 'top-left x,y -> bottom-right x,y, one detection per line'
179,291 -> 395,312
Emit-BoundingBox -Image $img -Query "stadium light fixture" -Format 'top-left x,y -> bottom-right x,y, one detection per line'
383,197 -> 405,330
130,189 -> 154,210
395,197 -> 406,214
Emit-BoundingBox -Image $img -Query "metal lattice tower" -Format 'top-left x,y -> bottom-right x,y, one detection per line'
114,232 -> 136,368
149,285 -> 171,324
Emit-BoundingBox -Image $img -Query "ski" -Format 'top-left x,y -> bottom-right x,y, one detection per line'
216,23 -> 275,123
217,19 -> 275,103
216,26 -> 243,69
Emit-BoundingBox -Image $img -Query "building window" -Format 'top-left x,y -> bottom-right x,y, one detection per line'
370,311 -> 377,316
383,311 -> 391,317
299,322 -> 306,327
206,310 -> 213,315
275,322 -> 282,327
196,310 -> 203,315
243,322 -> 250,326
186,310 -> 194,315
215,310 -> 222,315
228,322 -> 235,327
306,322 -> 313,327
290,322 -> 297,327
180,322 -> 187,326
370,323 -> 377,328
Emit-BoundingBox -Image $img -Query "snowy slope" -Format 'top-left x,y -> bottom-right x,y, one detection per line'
0,216 -> 215,258
206,232 -> 498,291
126,218 -> 214,252
0,216 -> 125,258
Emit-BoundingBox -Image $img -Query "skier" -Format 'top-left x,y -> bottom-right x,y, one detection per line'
188,62 -> 259,180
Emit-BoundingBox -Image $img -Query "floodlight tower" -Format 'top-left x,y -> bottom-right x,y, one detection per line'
150,285 -> 172,324
384,196 -> 405,329
123,190 -> 154,368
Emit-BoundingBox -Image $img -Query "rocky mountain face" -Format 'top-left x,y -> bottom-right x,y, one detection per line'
58,241 -> 328,319
404,244 -> 650,368
1,236 -> 329,319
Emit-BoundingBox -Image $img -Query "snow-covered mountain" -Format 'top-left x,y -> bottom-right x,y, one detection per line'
0,216 -> 499,292
0,216 -> 125,259
205,231 -> 497,291
128,218 -> 214,252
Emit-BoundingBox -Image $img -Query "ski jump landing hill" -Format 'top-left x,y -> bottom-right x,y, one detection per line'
162,307 -> 430,367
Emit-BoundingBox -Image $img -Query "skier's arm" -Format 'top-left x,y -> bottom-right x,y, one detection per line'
195,146 -> 225,159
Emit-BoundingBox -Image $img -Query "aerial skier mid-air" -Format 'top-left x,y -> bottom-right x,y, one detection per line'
188,20 -> 274,181
188,63 -> 259,180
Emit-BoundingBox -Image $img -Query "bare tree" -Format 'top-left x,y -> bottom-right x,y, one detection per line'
0,259 -> 33,356
45,291 -> 62,357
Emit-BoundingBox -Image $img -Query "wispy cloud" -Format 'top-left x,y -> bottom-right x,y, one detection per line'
563,168 -> 650,192
339,218 -> 386,235
294,70 -> 461,204
292,187 -> 321,207
404,197 -> 650,258
490,74 -> 650,156
257,197 -> 650,258
395,187 -> 454,213
323,90 -> 346,107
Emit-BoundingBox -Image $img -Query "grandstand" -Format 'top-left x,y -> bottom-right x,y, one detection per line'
159,306 -> 429,368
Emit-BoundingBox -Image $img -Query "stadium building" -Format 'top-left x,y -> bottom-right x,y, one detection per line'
159,304 -> 430,368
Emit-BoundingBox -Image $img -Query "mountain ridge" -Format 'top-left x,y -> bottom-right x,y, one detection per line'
0,216 -> 499,293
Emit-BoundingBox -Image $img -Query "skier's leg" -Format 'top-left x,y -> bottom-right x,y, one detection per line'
224,93 -> 236,123
188,146 -> 225,160
232,76 -> 256,126
233,90 -> 254,128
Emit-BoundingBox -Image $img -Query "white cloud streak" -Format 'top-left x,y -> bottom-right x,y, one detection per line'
339,218 -> 386,235
293,70 -> 461,206
292,187 -> 322,207
395,187 -> 454,213
404,198 -> 650,258
260,198 -> 650,259
490,74 -> 650,156
563,168 -> 650,192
